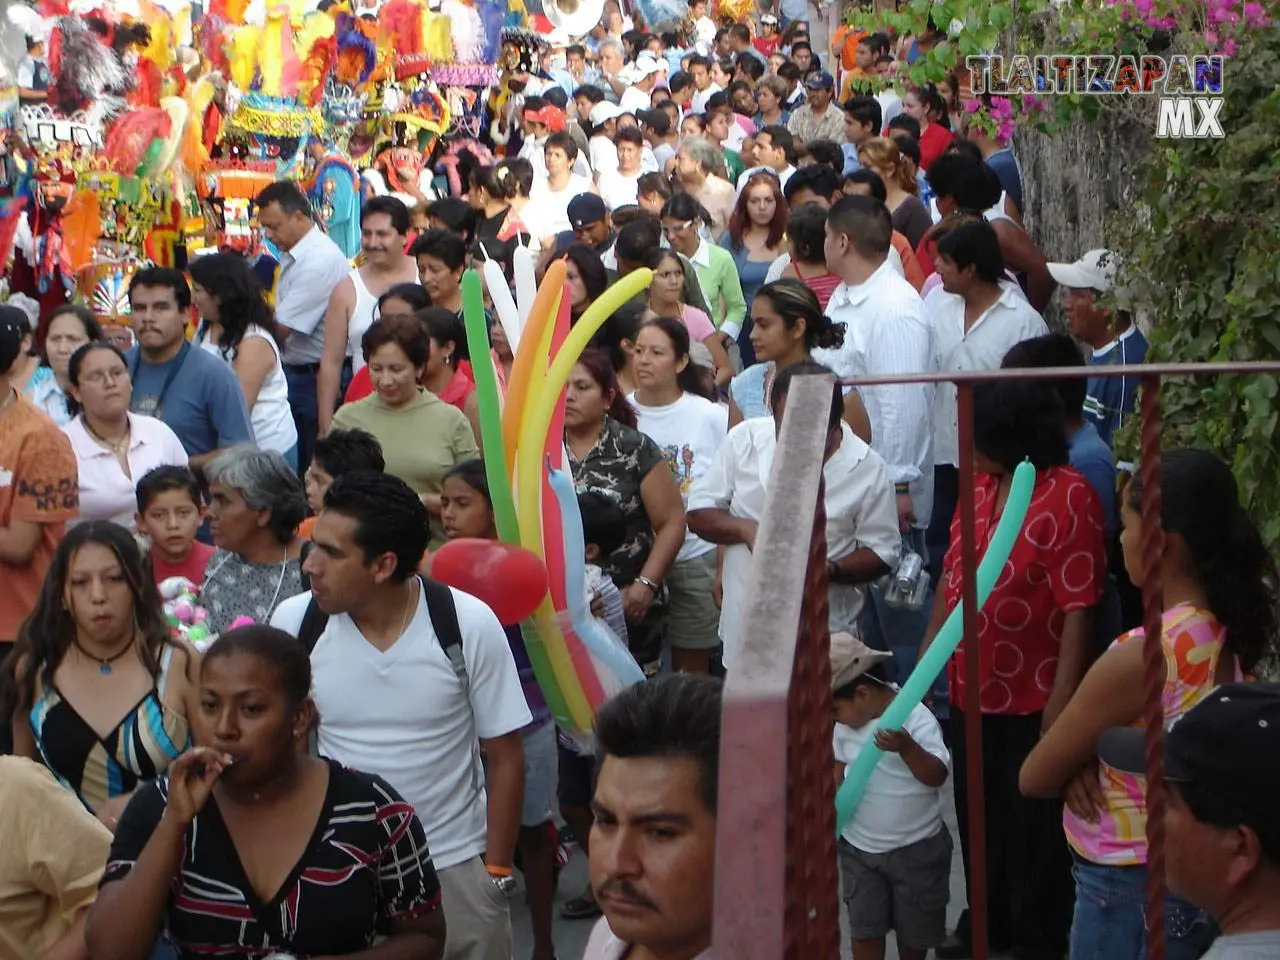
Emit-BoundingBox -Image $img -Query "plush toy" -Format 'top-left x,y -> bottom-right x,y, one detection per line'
158,576 -> 214,651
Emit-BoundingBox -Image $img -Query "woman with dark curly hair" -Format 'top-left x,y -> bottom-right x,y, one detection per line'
1021,448 -> 1276,960
189,253 -> 298,466
919,376 -> 1108,960
1,521 -> 198,831
727,279 -> 871,442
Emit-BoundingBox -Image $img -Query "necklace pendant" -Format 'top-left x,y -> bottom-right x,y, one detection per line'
100,662 -> 113,675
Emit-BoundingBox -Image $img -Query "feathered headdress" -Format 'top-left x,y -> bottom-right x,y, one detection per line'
335,12 -> 377,86
378,0 -> 424,60
52,16 -> 128,123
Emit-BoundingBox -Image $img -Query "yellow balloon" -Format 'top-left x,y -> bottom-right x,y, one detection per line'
513,269 -> 653,729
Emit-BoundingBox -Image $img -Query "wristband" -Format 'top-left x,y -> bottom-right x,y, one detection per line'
894,482 -> 910,496
485,864 -> 513,878
635,575 -> 660,596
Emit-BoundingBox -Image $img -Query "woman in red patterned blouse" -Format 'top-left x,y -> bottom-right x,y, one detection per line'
920,376 -> 1106,960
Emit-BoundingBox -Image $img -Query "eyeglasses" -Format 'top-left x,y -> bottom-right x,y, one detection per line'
81,369 -> 127,386
661,221 -> 694,234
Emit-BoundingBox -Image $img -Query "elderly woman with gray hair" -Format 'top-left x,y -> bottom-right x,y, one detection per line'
674,136 -> 735,241
200,446 -> 308,633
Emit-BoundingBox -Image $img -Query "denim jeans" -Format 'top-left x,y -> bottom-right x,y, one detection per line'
1070,858 -> 1211,960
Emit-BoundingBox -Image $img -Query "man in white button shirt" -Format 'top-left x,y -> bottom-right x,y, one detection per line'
816,196 -> 935,682
687,363 -> 900,674
924,220 -> 1046,590
255,181 -> 352,473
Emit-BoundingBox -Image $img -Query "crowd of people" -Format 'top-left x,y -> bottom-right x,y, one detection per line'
2,3 -> 1279,960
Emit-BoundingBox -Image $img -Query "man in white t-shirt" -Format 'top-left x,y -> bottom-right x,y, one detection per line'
687,363 -> 900,673
582,674 -> 720,960
619,55 -> 662,115
597,127 -> 647,210
687,56 -> 722,115
271,472 -> 531,960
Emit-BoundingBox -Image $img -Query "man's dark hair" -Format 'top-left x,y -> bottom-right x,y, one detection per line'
737,56 -> 765,81
640,109 -> 671,136
128,266 -> 191,312
543,86 -> 569,110
758,125 -> 796,165
770,360 -> 844,431
424,197 -> 475,243
800,139 -> 844,175
322,471 -> 429,582
668,71 -> 694,96
843,95 -> 882,133
578,491 -> 627,559
946,137 -> 986,162
886,114 -> 921,140
687,54 -> 712,72
567,43 -> 586,58
777,61 -> 801,83
573,83 -> 607,104
728,23 -> 751,43
136,464 -> 203,513
361,195 -> 411,235
935,219 -> 1006,285
616,126 -> 644,148
827,195 -> 892,258
867,31 -> 892,57
615,218 -> 662,267
1001,334 -> 1086,421
255,179 -> 312,217
637,172 -> 673,201
411,227 -> 468,270
925,152 -> 1003,212
844,168 -> 886,203
313,428 -> 386,479
791,40 -> 812,57
545,131 -> 579,161
704,90 -> 729,113
594,673 -> 724,814
973,378 -> 1068,473
783,162 -> 840,204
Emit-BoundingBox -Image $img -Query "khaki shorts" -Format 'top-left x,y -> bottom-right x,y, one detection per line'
665,552 -> 722,651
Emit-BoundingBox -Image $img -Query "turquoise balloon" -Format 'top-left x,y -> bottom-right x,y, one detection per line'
834,461 -> 1038,835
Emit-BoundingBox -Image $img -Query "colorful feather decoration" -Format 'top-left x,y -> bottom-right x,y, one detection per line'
59,189 -> 101,271
379,0 -> 424,59
334,13 -> 377,86
53,17 -> 128,120
103,107 -> 172,174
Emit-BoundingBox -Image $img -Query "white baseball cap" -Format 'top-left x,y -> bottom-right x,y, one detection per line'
589,101 -> 624,126
1045,249 -> 1119,292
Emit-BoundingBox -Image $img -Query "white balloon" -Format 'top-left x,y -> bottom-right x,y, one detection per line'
482,254 -> 523,351
513,243 -> 538,327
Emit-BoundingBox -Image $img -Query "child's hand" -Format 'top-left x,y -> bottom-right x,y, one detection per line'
874,728 -> 914,754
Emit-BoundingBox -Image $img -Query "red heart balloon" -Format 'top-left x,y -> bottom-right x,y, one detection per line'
430,538 -> 550,625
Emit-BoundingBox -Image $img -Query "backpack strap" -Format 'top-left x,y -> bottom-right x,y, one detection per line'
297,594 -> 330,656
422,576 -> 467,697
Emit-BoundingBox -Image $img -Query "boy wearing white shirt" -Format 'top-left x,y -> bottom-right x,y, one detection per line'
831,636 -> 952,960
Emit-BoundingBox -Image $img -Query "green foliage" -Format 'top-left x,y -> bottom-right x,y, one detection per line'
847,0 -> 1006,86
1113,23 -> 1280,550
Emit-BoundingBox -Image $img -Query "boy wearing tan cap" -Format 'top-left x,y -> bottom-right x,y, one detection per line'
831,632 -> 953,960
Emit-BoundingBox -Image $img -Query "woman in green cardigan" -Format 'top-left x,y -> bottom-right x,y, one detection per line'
659,193 -> 747,360
331,314 -> 478,549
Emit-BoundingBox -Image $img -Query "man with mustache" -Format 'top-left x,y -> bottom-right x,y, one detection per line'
126,267 -> 254,479
585,674 -> 721,960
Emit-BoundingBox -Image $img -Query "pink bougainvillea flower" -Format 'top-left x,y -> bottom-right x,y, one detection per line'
1243,2 -> 1269,27
1222,36 -> 1239,55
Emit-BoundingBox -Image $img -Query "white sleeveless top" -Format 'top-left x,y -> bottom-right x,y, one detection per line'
198,324 -> 298,456
347,266 -> 421,372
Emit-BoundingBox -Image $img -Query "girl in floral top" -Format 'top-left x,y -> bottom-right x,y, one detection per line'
564,349 -> 685,671
1021,449 -> 1275,960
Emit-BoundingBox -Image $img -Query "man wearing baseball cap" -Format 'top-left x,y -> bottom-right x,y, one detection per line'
787,71 -> 845,146
619,54 -> 663,115
1099,683 -> 1280,958
1045,248 -> 1149,448
542,193 -> 615,265
0,305 -> 79,752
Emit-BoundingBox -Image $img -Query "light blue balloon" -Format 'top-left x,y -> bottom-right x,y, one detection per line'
547,464 -> 646,688
834,461 -> 1038,834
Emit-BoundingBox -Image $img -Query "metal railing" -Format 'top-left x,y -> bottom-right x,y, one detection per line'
715,359 -> 1280,959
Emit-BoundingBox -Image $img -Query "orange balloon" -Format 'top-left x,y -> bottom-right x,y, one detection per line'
501,260 -> 566,476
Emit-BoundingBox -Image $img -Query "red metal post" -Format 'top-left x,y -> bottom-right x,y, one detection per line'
955,383 -> 989,960
1139,375 -> 1168,960
784,483 -> 841,959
